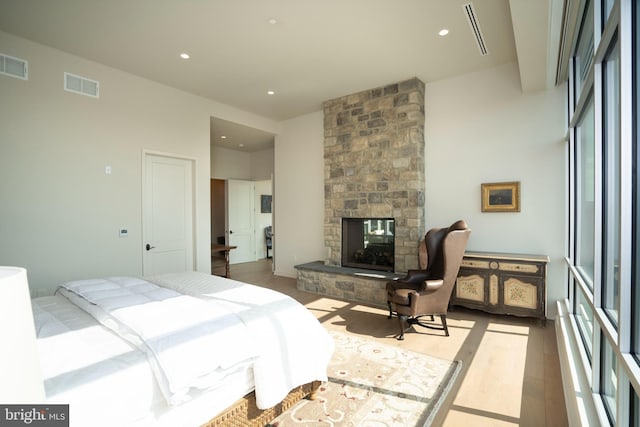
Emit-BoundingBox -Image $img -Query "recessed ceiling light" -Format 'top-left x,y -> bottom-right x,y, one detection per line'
180,53 -> 190,59
220,135 -> 227,139
267,90 -> 275,95
268,18 -> 278,25
438,29 -> 449,36
239,144 -> 245,148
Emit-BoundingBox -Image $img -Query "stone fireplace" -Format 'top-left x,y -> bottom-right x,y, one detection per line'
324,77 -> 425,272
296,77 -> 426,306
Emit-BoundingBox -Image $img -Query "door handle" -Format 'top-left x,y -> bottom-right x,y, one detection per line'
229,230 -> 233,234
145,244 -> 155,251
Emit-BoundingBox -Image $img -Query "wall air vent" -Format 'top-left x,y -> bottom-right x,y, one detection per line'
0,53 -> 28,80
463,2 -> 489,56
64,72 -> 99,98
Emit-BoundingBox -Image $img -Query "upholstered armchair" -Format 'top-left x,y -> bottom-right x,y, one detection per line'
386,220 -> 471,340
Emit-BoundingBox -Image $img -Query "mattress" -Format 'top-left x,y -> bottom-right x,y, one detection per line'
33,295 -> 255,427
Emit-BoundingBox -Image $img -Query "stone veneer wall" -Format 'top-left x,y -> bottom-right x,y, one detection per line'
323,77 -> 426,272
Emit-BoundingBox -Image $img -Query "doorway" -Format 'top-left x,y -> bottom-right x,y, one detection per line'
210,178 -> 273,273
210,179 -> 226,245
209,116 -> 275,274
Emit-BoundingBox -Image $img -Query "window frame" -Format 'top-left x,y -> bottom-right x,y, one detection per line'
564,0 -> 638,425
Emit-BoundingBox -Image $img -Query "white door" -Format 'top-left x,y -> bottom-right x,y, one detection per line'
227,179 -> 255,264
142,153 -> 194,275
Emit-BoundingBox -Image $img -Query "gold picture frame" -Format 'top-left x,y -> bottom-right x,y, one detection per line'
481,181 -> 520,212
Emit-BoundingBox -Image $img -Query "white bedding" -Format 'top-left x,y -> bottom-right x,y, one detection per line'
33,295 -> 255,427
57,276 -> 258,405
33,272 -> 333,427
146,272 -> 335,409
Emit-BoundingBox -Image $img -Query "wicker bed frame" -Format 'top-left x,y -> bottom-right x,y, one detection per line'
201,381 -> 321,427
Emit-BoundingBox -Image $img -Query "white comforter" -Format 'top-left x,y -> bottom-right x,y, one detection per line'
146,272 -> 335,409
54,272 -> 333,410
33,295 -> 256,427
57,276 -> 258,406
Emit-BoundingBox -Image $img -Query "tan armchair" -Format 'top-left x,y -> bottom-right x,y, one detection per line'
386,220 -> 471,340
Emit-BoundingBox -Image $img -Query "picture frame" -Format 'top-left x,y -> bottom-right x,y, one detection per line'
260,195 -> 272,213
481,181 -> 520,212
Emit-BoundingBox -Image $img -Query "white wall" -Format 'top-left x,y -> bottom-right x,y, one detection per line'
211,145 -> 252,180
211,145 -> 274,181
250,148 -> 275,181
425,62 -> 567,317
274,111 -> 325,277
0,31 -> 280,294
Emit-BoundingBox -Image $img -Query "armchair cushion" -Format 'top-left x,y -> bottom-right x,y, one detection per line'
389,288 -> 417,306
388,279 -> 444,306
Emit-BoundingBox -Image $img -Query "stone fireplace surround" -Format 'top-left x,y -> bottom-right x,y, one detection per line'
296,77 -> 426,306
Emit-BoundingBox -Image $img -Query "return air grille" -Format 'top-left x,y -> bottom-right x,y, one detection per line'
0,53 -> 28,80
64,72 -> 99,98
463,2 -> 489,56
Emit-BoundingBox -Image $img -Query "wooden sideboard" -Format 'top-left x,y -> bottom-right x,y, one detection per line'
452,251 -> 549,321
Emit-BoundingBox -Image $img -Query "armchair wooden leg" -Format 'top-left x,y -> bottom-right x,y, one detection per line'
440,314 -> 449,337
397,315 -> 407,340
387,301 -> 393,319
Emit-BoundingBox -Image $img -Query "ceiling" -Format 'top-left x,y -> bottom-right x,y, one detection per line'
0,0 -> 561,152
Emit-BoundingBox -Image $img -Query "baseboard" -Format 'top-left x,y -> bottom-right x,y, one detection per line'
273,268 -> 296,279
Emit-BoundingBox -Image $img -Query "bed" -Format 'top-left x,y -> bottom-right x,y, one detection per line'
32,271 -> 334,427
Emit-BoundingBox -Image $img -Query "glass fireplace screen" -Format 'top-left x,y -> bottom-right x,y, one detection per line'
341,218 -> 394,272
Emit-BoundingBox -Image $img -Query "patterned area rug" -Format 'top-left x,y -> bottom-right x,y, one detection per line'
268,331 -> 461,427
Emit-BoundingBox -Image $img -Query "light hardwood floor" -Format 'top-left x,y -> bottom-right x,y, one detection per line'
223,259 -> 569,427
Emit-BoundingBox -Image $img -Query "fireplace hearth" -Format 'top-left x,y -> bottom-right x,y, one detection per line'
342,218 -> 394,272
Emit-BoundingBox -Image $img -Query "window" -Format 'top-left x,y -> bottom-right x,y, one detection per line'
575,285 -> 594,359
603,0 -> 615,25
576,98 -> 596,286
601,335 -> 618,422
602,37 -> 621,325
633,0 -> 640,360
565,0 -> 640,425
633,390 -> 640,426
575,0 -> 594,100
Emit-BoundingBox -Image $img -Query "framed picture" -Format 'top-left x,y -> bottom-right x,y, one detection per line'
260,195 -> 272,213
481,181 -> 520,212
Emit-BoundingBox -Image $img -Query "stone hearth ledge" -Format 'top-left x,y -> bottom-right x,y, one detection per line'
295,261 -> 404,307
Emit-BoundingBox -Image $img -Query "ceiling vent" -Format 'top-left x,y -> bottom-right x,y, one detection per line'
64,72 -> 99,98
0,53 -> 28,80
463,2 -> 489,56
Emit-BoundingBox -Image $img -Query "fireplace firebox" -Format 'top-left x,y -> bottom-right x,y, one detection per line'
341,218 -> 394,272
